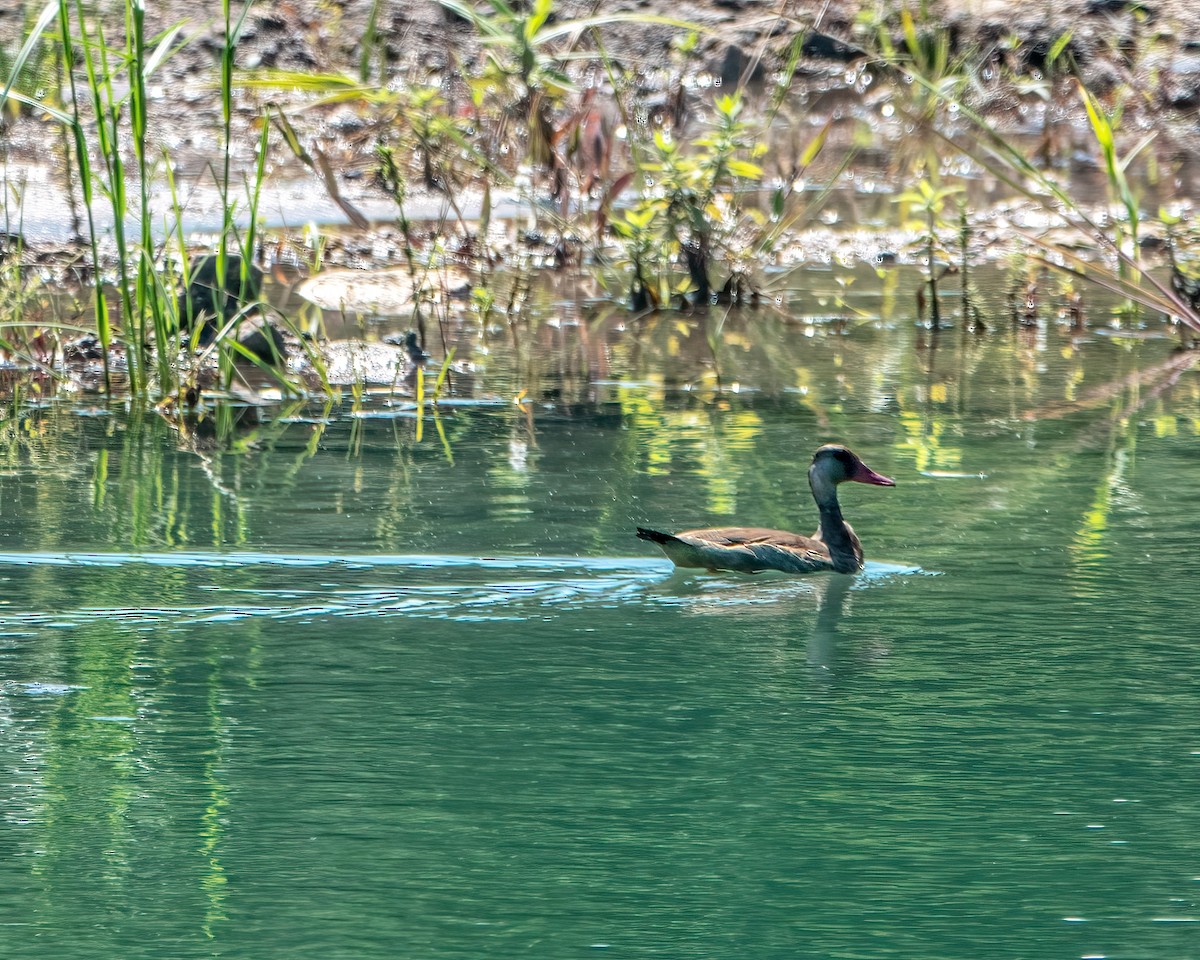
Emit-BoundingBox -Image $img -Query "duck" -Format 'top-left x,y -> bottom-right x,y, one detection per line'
636,444 -> 894,574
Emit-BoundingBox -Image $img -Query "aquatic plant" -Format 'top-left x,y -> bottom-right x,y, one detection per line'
1078,82 -> 1153,272
862,3 -> 975,176
5,0 -> 1199,437
436,0 -> 697,188
869,23 -> 1200,335
56,0 -> 184,393
439,0 -> 576,181
894,178 -> 963,329
241,67 -> 493,349
609,93 -> 767,309
245,0 -> 783,319
956,199 -> 983,331
1001,30 -> 1075,164
0,1 -> 323,403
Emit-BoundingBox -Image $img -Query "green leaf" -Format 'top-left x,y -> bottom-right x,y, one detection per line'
714,93 -> 741,119
771,188 -> 785,220
799,120 -> 830,168
270,107 -> 314,165
726,159 -> 763,180
1048,30 -> 1073,67
901,7 -> 920,59
625,206 -> 657,230
610,220 -> 635,240
434,348 -> 456,396
0,88 -> 71,124
141,23 -> 187,79
1119,131 -> 1157,174
525,0 -> 553,41
1159,207 -> 1182,226
0,0 -> 58,114
1080,84 -> 1113,152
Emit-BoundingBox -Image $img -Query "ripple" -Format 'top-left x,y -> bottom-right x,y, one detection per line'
9,682 -> 89,696
0,550 -> 669,573
0,552 -> 928,627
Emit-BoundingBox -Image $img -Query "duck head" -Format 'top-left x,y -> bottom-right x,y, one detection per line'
810,444 -> 895,488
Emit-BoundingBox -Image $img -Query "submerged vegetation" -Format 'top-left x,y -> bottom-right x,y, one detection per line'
1,0 -> 1198,420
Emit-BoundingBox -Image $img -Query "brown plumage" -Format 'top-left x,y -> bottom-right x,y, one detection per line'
637,444 -> 894,574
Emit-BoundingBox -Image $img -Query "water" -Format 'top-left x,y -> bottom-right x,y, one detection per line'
2,310 -> 1200,959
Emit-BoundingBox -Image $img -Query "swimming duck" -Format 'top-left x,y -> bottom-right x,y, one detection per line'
636,444 -> 894,574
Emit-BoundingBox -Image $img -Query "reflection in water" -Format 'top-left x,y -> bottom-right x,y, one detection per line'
808,573 -> 854,669
644,563 -> 917,675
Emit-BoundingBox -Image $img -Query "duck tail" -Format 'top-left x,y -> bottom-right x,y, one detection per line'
636,527 -> 678,544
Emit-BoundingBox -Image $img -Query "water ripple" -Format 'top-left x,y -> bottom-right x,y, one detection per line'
0,550 -> 667,572
0,552 -> 926,627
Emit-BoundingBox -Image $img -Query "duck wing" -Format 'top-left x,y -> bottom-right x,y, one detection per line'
673,527 -> 834,573
679,526 -> 820,549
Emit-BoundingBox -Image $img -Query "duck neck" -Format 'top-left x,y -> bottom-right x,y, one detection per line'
810,471 -> 863,573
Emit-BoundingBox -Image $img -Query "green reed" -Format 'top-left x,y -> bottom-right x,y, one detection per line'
55,0 -> 110,390
1,1 -> 299,401
873,24 -> 1200,332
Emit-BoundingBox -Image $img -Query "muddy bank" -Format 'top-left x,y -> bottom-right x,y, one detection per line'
3,0 -> 1199,196
2,0 -> 1199,369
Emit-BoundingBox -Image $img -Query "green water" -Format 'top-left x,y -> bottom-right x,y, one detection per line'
2,311 -> 1200,959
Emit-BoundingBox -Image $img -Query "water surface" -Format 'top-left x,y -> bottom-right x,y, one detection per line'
2,306 -> 1199,959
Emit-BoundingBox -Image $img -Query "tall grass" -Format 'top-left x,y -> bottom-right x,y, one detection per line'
4,0 -> 1197,423
0,0 -> 303,402
869,11 -> 1200,333
55,0 -> 111,390
934,85 -> 1198,331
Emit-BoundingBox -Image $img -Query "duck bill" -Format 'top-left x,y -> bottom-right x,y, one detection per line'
851,462 -> 895,486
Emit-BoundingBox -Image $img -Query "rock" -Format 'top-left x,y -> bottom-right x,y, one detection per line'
317,340 -> 415,385
63,334 -> 105,362
802,31 -> 865,63
1162,53 -> 1200,108
177,254 -> 264,346
295,265 -> 471,316
382,331 -> 428,365
1086,0 -> 1156,18
717,44 -> 765,88
236,323 -> 288,365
